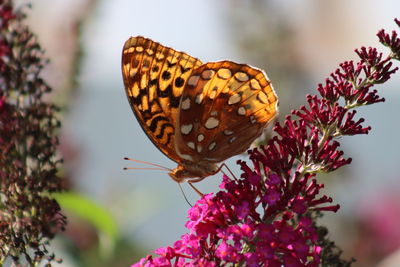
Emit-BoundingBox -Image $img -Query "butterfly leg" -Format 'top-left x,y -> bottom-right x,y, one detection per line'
217,163 -> 237,180
187,163 -> 237,196
188,181 -> 204,197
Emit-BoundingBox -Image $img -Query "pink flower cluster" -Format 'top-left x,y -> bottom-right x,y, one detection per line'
135,182 -> 322,267
133,19 -> 399,266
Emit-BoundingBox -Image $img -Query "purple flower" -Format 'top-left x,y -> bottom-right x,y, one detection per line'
215,241 -> 240,262
263,188 -> 280,206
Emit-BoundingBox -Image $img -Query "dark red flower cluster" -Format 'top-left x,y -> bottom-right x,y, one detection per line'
0,2 -> 15,28
378,18 -> 400,61
0,2 -> 14,73
133,19 -> 399,267
1,1 -> 65,265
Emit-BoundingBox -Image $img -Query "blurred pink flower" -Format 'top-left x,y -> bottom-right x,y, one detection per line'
358,188 -> 400,256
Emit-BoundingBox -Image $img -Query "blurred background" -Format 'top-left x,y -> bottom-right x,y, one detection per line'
19,0 -> 400,266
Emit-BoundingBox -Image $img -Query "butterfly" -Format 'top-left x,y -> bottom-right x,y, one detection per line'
121,36 -> 278,183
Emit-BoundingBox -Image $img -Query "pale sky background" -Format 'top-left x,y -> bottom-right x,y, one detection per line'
24,0 -> 400,263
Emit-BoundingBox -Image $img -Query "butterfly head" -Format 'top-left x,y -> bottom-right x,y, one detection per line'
168,161 -> 219,183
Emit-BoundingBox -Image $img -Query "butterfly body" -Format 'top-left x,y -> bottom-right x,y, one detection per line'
122,36 -> 278,183
168,160 -> 219,183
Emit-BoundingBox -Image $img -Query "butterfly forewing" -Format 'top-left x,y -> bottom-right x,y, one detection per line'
122,36 -> 202,162
175,61 -> 278,162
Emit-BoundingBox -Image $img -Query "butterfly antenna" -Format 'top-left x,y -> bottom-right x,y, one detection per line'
123,167 -> 168,171
178,183 -> 193,207
123,157 -> 172,171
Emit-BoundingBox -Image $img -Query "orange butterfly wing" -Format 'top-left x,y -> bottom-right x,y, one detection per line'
175,61 -> 278,163
121,36 -> 202,163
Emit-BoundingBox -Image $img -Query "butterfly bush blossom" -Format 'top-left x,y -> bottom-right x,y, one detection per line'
1,1 -> 65,265
133,20 -> 400,266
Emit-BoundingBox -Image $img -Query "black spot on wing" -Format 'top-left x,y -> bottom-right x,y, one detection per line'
175,77 -> 185,87
156,84 -> 182,108
149,79 -> 157,86
180,65 -> 191,74
162,71 -> 171,80
167,61 -> 177,68
149,115 -> 169,133
156,122 -> 174,139
170,95 -> 180,108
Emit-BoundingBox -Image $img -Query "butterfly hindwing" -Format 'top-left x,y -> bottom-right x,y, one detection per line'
175,61 -> 278,162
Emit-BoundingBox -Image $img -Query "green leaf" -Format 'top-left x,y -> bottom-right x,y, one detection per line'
53,192 -> 118,256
